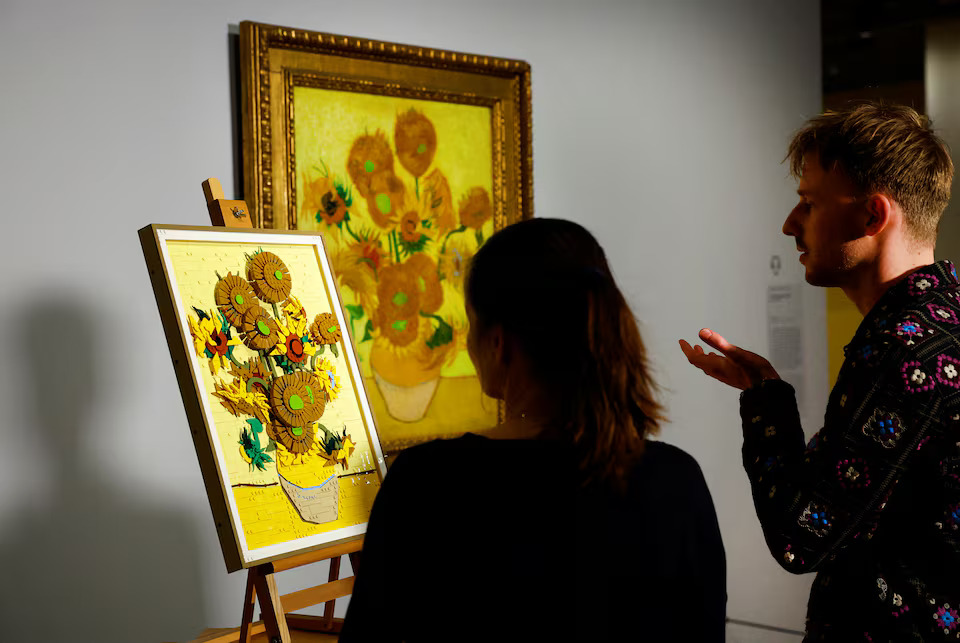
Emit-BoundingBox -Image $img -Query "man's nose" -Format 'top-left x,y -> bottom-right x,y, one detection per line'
782,205 -> 801,237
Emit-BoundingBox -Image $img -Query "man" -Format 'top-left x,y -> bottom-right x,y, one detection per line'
681,102 -> 960,641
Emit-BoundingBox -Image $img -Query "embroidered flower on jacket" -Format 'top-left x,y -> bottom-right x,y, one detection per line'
877,577 -> 888,601
836,457 -> 871,489
927,303 -> 960,325
862,408 -> 905,448
893,317 -> 933,345
946,503 -> 960,530
934,603 -> 958,634
901,361 -> 935,393
856,344 -> 875,362
936,355 -> 960,389
798,501 -> 832,537
908,272 -> 939,295
888,592 -> 911,618
782,544 -> 802,566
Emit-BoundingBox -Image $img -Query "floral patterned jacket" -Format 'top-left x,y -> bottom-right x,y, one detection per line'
740,261 -> 960,641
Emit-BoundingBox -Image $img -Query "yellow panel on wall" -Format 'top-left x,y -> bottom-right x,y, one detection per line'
826,287 -> 862,386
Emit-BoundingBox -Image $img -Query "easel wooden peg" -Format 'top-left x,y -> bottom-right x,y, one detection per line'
202,177 -> 253,227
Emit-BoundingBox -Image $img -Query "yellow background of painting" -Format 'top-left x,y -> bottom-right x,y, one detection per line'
166,240 -> 381,551
293,86 -> 494,379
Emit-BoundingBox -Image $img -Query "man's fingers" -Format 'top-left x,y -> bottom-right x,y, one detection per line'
698,328 -> 737,354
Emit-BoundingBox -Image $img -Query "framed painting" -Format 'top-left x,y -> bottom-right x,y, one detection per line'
239,21 -> 533,451
140,224 -> 386,572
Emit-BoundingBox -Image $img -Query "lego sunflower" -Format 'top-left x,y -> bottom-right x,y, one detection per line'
239,305 -> 282,351
247,251 -> 292,303
270,371 -> 326,427
273,423 -> 316,455
214,273 -> 259,327
310,312 -> 343,346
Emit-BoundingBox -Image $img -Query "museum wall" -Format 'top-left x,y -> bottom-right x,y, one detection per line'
0,0 -> 821,640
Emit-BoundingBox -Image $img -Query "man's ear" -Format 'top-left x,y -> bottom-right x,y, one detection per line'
864,193 -> 894,237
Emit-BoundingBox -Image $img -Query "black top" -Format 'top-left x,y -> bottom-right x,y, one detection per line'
341,434 -> 726,642
739,261 -> 960,641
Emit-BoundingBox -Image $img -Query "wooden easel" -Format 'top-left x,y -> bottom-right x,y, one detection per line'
201,178 -> 361,643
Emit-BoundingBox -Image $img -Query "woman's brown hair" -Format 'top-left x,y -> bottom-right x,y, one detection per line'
466,218 -> 664,487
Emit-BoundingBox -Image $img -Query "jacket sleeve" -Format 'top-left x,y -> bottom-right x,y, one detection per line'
739,341 -> 944,574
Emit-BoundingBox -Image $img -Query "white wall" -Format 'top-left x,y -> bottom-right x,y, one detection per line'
928,20 -> 960,265
0,0 -> 820,640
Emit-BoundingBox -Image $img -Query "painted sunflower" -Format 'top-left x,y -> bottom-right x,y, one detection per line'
301,170 -> 334,222
273,423 -> 316,455
319,189 -> 348,225
438,236 -> 474,292
269,371 -> 326,427
399,210 -> 420,242
247,251 -> 292,303
374,262 -> 422,346
404,254 -> 443,314
315,357 -> 342,402
240,305 -> 282,351
458,186 -> 493,230
214,273 -> 258,327
346,131 -> 395,198
394,109 -> 437,178
419,168 -> 455,234
365,171 -> 406,228
332,245 -> 379,314
310,312 -> 343,346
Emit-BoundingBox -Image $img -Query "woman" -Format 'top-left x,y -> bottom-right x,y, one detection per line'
341,218 -> 726,641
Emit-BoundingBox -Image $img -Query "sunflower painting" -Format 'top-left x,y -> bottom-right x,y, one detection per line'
143,227 -> 386,569
294,88 -> 499,450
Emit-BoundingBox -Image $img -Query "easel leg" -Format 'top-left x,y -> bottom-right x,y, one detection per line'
253,564 -> 292,643
320,555 -> 342,629
239,568 -> 258,643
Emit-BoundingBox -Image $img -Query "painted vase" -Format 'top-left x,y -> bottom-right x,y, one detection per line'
370,338 -> 442,422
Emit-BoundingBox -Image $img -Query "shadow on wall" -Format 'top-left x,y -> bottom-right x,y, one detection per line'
0,296 -> 208,642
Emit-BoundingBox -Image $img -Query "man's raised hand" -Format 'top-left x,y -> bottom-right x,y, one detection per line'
679,328 -> 780,391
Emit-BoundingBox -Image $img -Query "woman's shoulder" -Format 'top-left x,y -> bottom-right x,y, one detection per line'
628,440 -> 712,497
641,439 -> 704,471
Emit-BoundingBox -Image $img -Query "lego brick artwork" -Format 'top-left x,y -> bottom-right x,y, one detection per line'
141,225 -> 386,569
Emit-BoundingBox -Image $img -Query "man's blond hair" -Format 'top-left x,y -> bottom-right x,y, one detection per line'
787,102 -> 954,246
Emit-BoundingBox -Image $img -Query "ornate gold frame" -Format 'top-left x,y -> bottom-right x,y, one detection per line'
239,20 -> 533,230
